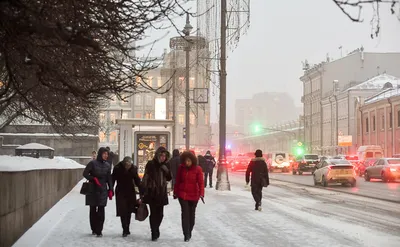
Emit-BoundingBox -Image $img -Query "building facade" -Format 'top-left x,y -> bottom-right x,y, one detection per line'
357,89 -> 400,157
321,74 -> 399,155
235,92 -> 299,135
301,49 -> 400,154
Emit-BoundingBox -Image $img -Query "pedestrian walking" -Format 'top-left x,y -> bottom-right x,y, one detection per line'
91,150 -> 97,160
204,150 -> 216,188
245,149 -> 269,211
106,146 -> 115,167
169,149 -> 180,190
197,155 -> 207,174
141,147 -> 172,241
174,151 -> 204,242
83,147 -> 114,237
112,156 -> 143,237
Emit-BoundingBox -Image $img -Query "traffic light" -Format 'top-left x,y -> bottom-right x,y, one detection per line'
253,124 -> 262,134
295,142 -> 304,156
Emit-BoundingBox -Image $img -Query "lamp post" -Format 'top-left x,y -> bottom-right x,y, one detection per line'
333,80 -> 339,155
183,14 -> 193,151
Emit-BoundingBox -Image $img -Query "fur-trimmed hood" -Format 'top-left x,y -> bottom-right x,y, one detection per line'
251,157 -> 265,162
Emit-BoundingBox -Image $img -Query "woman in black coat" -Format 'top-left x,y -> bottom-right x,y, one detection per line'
112,156 -> 143,237
83,147 -> 114,237
141,147 -> 172,241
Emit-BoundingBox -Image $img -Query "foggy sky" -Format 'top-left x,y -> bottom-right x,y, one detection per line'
138,0 -> 400,124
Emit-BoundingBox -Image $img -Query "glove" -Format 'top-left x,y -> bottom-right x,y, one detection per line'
160,165 -> 169,173
108,190 -> 113,200
200,196 -> 205,204
93,177 -> 101,187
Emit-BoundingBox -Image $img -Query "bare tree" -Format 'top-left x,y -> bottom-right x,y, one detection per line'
0,0 -> 188,134
333,0 -> 400,38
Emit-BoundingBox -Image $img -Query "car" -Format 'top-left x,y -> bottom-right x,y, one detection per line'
313,159 -> 356,187
364,158 -> 400,182
293,154 -> 319,175
231,154 -> 250,171
357,158 -> 376,177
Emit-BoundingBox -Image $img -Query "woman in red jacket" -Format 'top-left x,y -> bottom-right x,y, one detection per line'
173,151 -> 204,242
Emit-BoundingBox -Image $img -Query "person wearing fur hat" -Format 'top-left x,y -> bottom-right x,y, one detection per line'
245,149 -> 269,211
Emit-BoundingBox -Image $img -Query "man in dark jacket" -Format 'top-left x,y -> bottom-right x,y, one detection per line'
112,156 -> 143,237
141,147 -> 172,241
83,147 -> 114,237
204,150 -> 216,188
245,149 -> 269,211
169,149 -> 180,190
197,155 -> 207,173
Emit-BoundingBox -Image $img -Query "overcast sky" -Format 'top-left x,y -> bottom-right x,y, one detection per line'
139,0 -> 400,124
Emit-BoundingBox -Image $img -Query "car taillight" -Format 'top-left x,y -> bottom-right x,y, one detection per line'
328,166 -> 332,170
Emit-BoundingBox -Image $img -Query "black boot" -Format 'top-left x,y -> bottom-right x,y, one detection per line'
184,235 -> 191,242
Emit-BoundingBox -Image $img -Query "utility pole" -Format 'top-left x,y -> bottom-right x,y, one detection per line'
172,50 -> 176,149
183,13 -> 193,151
216,0 -> 230,191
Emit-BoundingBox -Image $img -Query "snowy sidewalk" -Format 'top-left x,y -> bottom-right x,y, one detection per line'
14,177 -> 400,247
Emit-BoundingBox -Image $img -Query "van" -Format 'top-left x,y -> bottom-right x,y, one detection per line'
357,145 -> 383,161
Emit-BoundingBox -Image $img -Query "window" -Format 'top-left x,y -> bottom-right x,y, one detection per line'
135,95 -> 142,105
99,113 -> 105,122
109,131 -> 117,144
190,113 -> 195,125
372,116 -> 376,131
398,110 -> 400,127
381,115 -> 385,130
135,113 -> 142,119
157,77 -> 162,87
110,113 -> 116,123
190,77 -> 195,88
120,94 -> 128,105
366,117 -> 369,133
389,112 -> 393,128
146,95 -> 153,106
179,77 -> 185,88
122,113 -> 128,119
145,112 -> 153,119
178,114 -> 184,125
205,114 -> 209,125
99,131 -> 106,143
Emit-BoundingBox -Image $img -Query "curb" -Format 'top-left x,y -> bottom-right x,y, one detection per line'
269,177 -> 400,204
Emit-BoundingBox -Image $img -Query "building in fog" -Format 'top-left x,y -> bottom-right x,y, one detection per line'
235,92 -> 299,135
99,47 -> 212,152
300,48 -> 400,154
321,74 -> 399,155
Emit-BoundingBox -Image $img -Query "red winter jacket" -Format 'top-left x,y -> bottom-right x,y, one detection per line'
174,164 -> 204,201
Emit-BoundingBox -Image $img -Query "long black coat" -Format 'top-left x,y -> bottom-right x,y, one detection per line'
245,157 -> 270,187
83,148 -> 113,207
112,162 -> 142,216
142,147 -> 172,206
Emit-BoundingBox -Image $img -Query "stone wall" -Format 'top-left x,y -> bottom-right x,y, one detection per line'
0,168 -> 84,247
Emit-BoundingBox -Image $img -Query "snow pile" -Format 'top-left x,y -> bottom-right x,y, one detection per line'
0,156 -> 84,172
347,74 -> 400,91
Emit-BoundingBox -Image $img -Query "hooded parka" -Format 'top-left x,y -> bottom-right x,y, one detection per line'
83,147 -> 113,207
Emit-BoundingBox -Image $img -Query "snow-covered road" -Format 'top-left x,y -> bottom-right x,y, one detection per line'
14,173 -> 400,247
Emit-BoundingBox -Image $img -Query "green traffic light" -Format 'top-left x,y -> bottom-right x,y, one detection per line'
296,147 -> 304,156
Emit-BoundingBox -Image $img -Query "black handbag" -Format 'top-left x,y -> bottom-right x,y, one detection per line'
261,174 -> 269,188
80,181 -> 94,195
135,203 -> 149,222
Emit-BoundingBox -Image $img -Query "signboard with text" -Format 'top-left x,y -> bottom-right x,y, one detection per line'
338,135 -> 352,147
135,133 -> 169,177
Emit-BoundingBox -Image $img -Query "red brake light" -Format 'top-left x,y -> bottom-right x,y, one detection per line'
328,166 -> 332,170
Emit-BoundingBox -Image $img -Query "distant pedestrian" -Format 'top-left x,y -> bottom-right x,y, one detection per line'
91,150 -> 97,160
141,147 -> 172,241
106,146 -> 115,167
83,147 -> 114,237
112,156 -> 143,237
204,151 -> 216,188
245,149 -> 269,211
174,151 -> 204,242
197,155 -> 207,173
170,149 -> 181,190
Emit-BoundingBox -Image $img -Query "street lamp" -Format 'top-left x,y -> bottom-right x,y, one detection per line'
333,79 -> 339,155
183,14 -> 193,151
